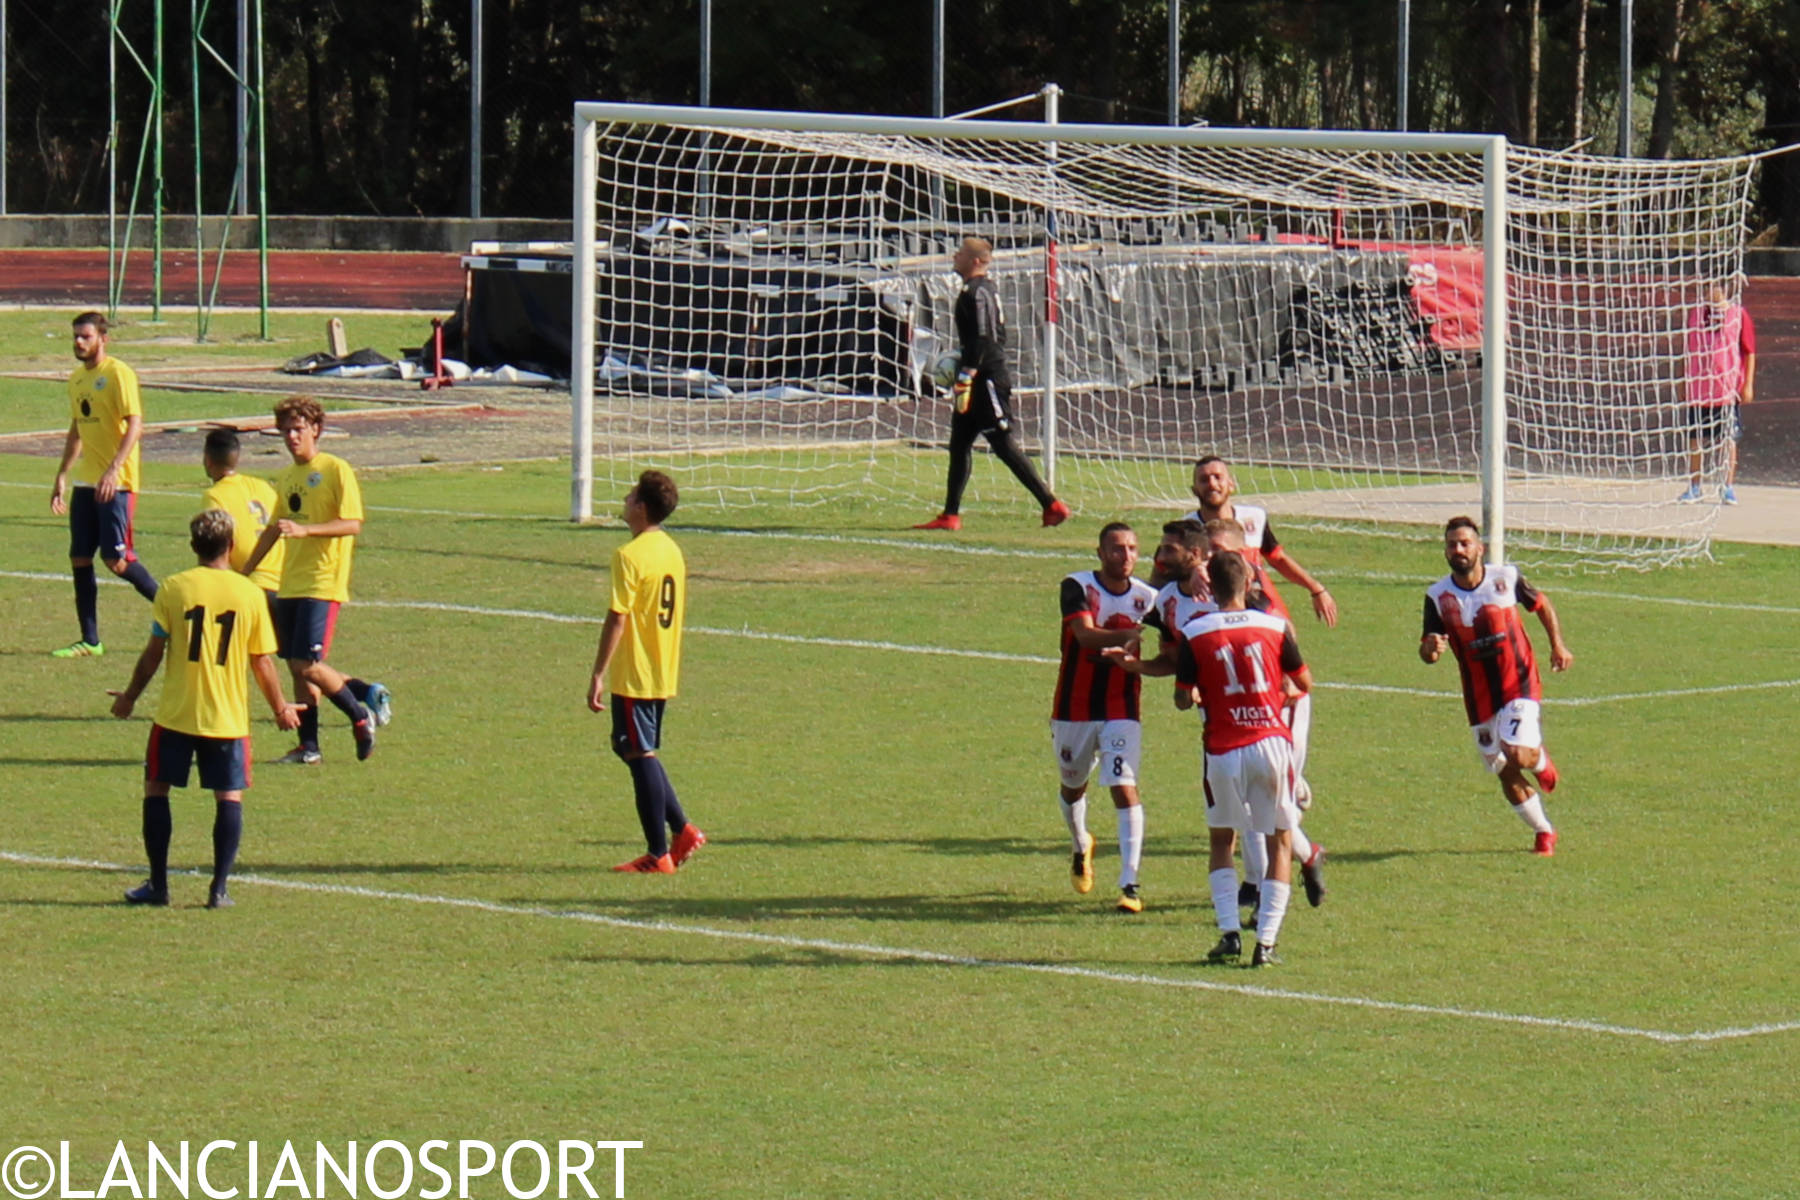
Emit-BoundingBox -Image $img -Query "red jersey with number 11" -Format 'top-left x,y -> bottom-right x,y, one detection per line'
1175,608 -> 1304,754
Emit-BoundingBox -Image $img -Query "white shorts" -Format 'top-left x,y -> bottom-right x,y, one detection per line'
1202,737 -> 1298,836
1050,719 -> 1141,789
1470,698 -> 1543,774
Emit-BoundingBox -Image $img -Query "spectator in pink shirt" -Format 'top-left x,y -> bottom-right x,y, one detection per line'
1680,278 -> 1756,505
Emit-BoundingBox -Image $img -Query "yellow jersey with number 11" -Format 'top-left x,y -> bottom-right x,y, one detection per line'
150,565 -> 279,738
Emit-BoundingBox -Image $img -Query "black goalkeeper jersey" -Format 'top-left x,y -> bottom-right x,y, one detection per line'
955,274 -> 1012,391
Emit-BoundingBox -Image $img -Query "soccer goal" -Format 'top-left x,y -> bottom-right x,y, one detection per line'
570,101 -> 1758,568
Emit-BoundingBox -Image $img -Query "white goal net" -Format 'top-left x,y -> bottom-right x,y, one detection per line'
571,102 -> 1758,568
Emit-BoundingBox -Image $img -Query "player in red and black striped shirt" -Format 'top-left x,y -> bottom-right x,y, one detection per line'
1050,522 -> 1158,911
1421,517 -> 1574,856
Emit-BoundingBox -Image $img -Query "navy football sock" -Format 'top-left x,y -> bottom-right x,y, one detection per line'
345,678 -> 372,704
648,757 -> 688,833
298,703 -> 320,751
117,559 -> 159,601
325,685 -> 369,725
626,757 -> 670,858
72,565 -> 100,644
143,796 -> 172,892
211,800 -> 242,892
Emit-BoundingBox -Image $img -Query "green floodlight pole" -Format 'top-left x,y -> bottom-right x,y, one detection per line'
107,0 -> 168,323
191,0 -> 267,340
191,0 -> 206,339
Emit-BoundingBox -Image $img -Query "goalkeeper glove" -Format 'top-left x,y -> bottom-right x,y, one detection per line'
952,368 -> 976,414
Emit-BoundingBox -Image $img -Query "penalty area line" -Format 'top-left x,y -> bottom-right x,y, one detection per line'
3,849 -> 1794,1045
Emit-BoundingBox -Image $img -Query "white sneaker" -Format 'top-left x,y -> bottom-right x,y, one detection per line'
276,746 -> 322,765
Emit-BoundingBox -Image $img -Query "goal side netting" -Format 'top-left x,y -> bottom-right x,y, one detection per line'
571,103 -> 1757,568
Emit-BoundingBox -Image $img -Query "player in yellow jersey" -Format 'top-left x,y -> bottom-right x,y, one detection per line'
109,510 -> 300,907
48,311 -> 160,657
587,470 -> 705,874
243,396 -> 391,765
201,428 -> 284,614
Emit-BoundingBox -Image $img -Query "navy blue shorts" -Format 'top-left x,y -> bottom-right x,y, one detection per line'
146,724 -> 252,791
610,696 -> 666,759
274,597 -> 340,662
1686,402 -> 1742,442
67,487 -> 139,562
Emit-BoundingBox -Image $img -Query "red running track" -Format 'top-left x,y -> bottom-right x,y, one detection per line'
0,248 -> 464,310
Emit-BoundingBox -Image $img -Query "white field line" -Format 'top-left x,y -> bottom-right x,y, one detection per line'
6,478 -> 1800,614
2,850 -> 1792,1046
4,571 -> 1798,707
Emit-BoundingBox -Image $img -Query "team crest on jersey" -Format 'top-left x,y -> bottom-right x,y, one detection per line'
1060,747 -> 1073,763
1477,729 -> 1493,747
307,471 -> 323,488
1133,597 -> 1148,613
93,378 -> 107,391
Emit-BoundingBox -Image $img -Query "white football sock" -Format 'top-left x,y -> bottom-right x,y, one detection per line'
1286,692 -> 1312,775
1513,793 -> 1553,833
1117,804 -> 1144,887
1060,796 -> 1089,851
1242,827 -> 1268,884
1256,879 -> 1292,948
1209,868 -> 1242,932
1290,825 -> 1314,866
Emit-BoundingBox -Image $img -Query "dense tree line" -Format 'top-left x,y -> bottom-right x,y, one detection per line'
4,0 -> 1798,236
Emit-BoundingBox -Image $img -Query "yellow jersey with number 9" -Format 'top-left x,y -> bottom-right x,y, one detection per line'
607,528 -> 684,699
202,473 -> 285,591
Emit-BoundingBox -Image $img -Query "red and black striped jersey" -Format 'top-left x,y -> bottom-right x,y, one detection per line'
1423,565 -> 1545,724
1174,608 -> 1304,754
1053,570 -> 1158,721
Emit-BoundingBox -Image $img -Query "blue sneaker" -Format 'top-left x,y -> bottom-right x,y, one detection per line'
1721,485 -> 1739,506
366,681 -> 393,727
1676,483 -> 1702,503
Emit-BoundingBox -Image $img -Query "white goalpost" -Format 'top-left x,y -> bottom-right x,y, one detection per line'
570,101 -> 1757,568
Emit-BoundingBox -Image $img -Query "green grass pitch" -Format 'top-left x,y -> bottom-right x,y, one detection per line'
2,403 -> 1799,1195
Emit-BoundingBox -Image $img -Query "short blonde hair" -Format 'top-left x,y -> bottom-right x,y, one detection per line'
960,236 -> 993,262
190,509 -> 236,560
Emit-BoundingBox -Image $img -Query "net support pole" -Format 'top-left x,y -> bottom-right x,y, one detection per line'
1041,83 -> 1061,493
253,0 -> 268,336
1,0 -> 8,215
152,0 -> 164,320
1480,134 -> 1509,566
571,114 -> 598,523
108,4 -> 118,318
469,0 -> 482,219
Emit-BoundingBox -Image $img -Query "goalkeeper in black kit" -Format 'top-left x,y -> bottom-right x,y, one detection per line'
915,236 -> 1071,531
